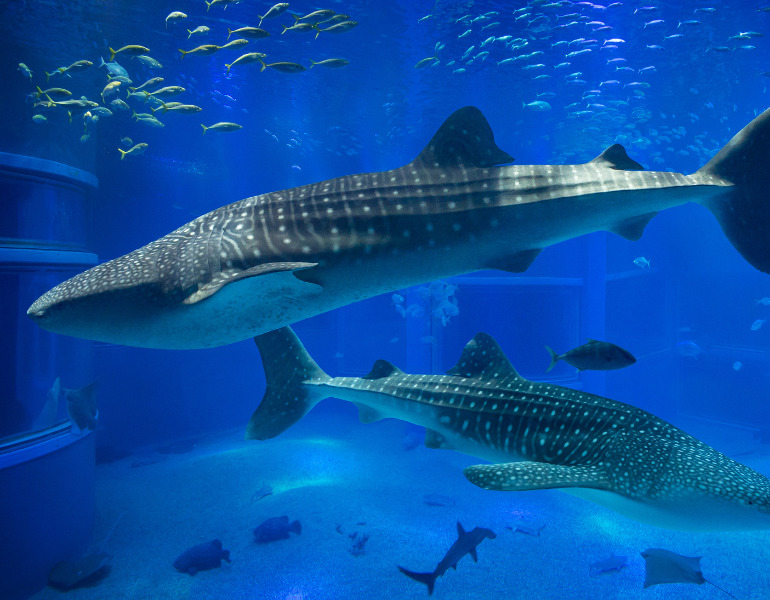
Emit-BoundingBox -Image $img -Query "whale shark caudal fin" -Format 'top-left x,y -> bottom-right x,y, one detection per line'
697,107 -> 770,274
246,327 -> 331,440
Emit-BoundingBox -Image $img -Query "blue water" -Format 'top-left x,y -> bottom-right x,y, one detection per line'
2,0 -> 770,598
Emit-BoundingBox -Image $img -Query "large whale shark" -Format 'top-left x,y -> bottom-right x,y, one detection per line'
248,327 -> 770,532
28,106 -> 770,349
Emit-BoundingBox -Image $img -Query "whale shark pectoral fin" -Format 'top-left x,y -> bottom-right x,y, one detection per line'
610,212 -> 658,241
589,143 -> 645,171
463,462 -> 611,492
183,262 -> 320,305
484,248 -> 543,273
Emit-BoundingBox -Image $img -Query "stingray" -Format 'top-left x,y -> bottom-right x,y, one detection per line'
48,553 -> 110,590
641,549 -> 738,599
65,381 -> 98,433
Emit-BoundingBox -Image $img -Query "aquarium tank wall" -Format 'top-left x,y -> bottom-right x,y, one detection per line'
1,1 -> 770,599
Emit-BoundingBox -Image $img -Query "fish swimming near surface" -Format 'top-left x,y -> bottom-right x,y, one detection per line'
173,539 -> 230,575
398,522 -> 496,595
253,516 -> 301,543
248,326 -> 770,532
546,339 -> 636,372
27,106 -> 770,350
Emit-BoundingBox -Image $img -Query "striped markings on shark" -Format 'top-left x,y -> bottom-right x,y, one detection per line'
248,326 -> 770,532
27,105 -> 770,349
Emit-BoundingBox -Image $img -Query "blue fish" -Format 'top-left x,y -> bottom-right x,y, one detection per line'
98,57 -> 128,79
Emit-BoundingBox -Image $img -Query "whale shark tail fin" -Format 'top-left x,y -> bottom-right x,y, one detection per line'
246,327 -> 331,440
697,107 -> 770,274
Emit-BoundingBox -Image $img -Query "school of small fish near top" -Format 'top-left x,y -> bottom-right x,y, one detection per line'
18,2 -> 357,160
414,1 -> 769,167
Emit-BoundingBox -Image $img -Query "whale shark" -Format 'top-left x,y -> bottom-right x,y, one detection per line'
27,106 -> 770,349
247,327 -> 770,532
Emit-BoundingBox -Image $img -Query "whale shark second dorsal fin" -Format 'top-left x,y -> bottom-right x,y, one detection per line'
446,332 -> 522,381
363,359 -> 402,380
411,106 -> 514,170
590,143 -> 645,171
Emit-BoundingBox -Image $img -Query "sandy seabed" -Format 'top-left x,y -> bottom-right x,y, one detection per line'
31,412 -> 770,600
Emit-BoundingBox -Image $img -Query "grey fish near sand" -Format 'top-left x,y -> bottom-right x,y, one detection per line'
27,106 -> 770,349
398,522 -> 496,595
546,339 -> 636,372
247,326 -> 770,532
589,554 -> 628,577
173,539 -> 230,575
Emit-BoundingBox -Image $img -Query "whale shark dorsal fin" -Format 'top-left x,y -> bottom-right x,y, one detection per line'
363,359 -> 402,380
446,332 -> 522,380
183,262 -> 320,305
411,106 -> 514,169
590,143 -> 645,171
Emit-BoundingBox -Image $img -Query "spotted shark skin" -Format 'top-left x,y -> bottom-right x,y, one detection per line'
28,106 -> 770,349
248,327 -> 770,532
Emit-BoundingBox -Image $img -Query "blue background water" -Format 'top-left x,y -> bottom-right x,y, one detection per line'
2,0 -> 770,598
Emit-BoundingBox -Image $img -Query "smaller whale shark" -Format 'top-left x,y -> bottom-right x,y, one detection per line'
248,327 -> 770,532
398,522 -> 496,595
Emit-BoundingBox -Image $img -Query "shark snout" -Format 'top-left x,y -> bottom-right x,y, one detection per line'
27,297 -> 50,320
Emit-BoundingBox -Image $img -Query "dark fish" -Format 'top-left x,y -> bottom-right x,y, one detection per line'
506,518 -> 545,537
399,522 -> 495,595
251,483 -> 273,501
589,554 -> 628,577
173,539 -> 230,575
253,516 -> 301,543
546,339 -> 636,372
